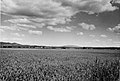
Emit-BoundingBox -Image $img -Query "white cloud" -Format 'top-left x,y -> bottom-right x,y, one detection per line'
78,23 -> 96,30
47,26 -> 75,32
16,26 -> 28,31
113,0 -> 120,4
30,17 -> 71,26
2,38 -> 22,41
77,32 -> 84,35
11,33 -> 24,37
12,38 -> 22,41
28,30 -> 42,35
95,39 -> 100,42
0,23 -> 38,32
4,18 -> 31,23
0,25 -> 28,31
34,23 -> 45,28
0,25 -> 17,30
5,18 -> 45,28
100,34 -> 107,38
89,35 -> 95,37
66,26 -> 76,30
108,39 -> 112,41
46,18 -> 72,25
113,41 -> 120,44
108,24 -> 120,34
16,24 -> 36,28
113,41 -> 120,46
0,29 -> 4,33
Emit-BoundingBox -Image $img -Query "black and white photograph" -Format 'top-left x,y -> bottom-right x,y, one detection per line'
0,0 -> 120,81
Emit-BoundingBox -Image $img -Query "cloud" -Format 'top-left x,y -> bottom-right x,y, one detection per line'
46,18 -> 70,25
11,33 -> 24,37
0,29 -> 4,33
108,39 -> 112,41
0,23 -> 38,32
16,24 -> 36,28
113,0 -> 120,4
77,32 -> 84,35
30,17 -> 71,26
34,23 -> 45,28
0,25 -> 29,31
0,25 -> 17,30
1,38 -> 22,41
78,23 -> 96,30
28,30 -> 42,35
113,41 -> 120,46
100,34 -> 107,38
47,26 -> 75,32
108,24 -> 120,34
89,35 -> 95,37
95,39 -> 100,42
4,18 -> 31,23
113,41 -> 120,44
5,18 -> 45,28
12,38 -> 22,41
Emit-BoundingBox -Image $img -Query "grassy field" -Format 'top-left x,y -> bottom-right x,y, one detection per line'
0,49 -> 120,81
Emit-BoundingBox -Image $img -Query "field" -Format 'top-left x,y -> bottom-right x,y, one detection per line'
0,48 -> 120,81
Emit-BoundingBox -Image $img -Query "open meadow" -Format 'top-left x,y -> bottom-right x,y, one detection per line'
0,48 -> 120,81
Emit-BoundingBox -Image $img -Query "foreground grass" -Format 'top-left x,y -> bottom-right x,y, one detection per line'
0,50 -> 119,81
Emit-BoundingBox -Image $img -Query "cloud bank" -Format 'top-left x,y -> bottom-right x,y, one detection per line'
1,0 -> 118,17
1,0 -> 119,34
1,0 -> 119,23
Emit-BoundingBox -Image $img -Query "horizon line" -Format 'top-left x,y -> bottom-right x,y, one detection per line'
0,41 -> 120,47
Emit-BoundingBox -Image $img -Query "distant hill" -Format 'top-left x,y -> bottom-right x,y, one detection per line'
0,42 -> 31,48
63,45 -> 80,47
0,42 -> 22,46
0,42 -> 120,50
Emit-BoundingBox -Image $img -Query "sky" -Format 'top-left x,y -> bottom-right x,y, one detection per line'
0,0 -> 120,47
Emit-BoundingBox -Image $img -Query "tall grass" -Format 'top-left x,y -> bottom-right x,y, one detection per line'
0,50 -> 119,81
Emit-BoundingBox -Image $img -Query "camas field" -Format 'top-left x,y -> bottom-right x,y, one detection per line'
0,48 -> 120,81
